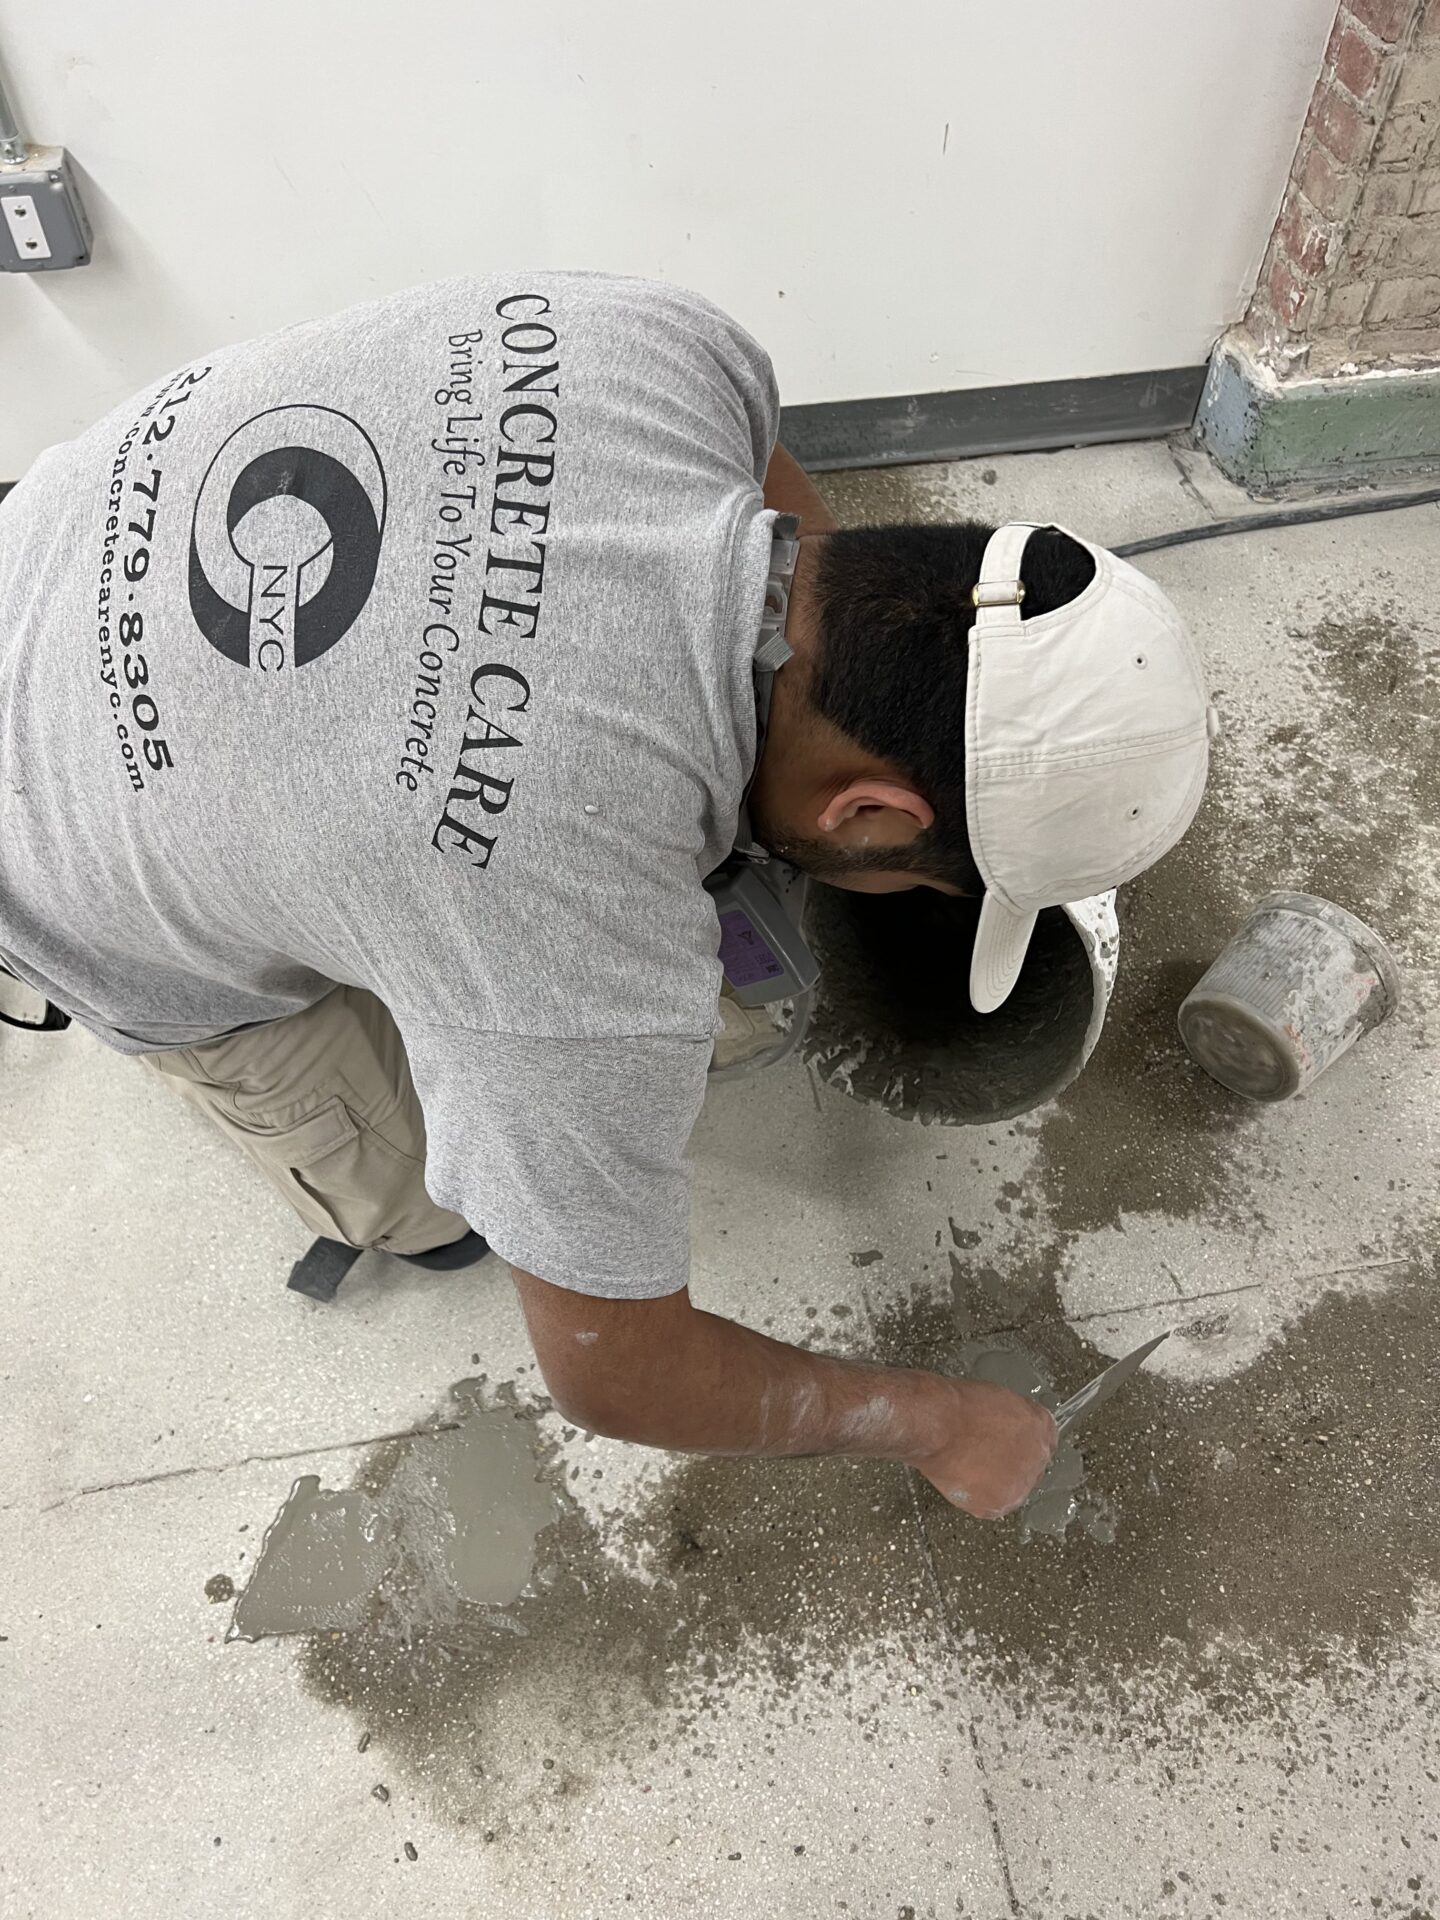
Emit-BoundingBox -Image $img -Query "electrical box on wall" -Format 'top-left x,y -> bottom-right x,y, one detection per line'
0,145 -> 91,271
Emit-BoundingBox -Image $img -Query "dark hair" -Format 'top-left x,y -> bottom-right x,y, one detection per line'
808,522 -> 1096,888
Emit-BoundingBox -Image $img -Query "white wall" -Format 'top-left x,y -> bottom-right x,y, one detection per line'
1,0 -> 1334,476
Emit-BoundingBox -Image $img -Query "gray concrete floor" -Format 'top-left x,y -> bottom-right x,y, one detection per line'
3,440 -> 1438,1920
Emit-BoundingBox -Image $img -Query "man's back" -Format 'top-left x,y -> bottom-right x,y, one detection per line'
0,273 -> 778,1048
1,273 -> 780,1294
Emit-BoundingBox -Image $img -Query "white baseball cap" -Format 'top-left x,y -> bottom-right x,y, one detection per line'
966,522 -> 1217,1014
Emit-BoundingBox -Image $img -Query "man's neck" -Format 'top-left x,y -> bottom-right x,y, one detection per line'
749,536 -> 854,831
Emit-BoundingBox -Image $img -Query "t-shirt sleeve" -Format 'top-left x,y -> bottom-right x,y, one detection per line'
398,1023 -> 712,1299
717,314 -> 781,486
661,284 -> 780,485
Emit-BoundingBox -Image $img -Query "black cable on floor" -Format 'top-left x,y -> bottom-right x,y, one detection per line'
1113,485 -> 1440,558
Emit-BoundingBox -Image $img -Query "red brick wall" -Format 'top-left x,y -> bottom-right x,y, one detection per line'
1243,0 -> 1440,373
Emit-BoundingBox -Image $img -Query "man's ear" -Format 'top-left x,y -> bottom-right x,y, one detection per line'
817,780 -> 935,850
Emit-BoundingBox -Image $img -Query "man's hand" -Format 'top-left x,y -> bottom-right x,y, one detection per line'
906,1379 -> 1059,1520
511,1267 -> 1056,1520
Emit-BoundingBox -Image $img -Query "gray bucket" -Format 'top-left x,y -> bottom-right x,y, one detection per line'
709,874 -> 1118,1124
797,885 -> 1118,1125
1177,891 -> 1401,1102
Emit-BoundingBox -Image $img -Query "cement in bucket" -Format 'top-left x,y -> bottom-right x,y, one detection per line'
1177,890 -> 1401,1102
801,886 -> 1117,1126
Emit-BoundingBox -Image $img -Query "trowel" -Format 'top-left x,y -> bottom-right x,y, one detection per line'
1052,1331 -> 1168,1438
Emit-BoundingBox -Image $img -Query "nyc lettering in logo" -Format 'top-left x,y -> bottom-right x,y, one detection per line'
188,405 -> 387,671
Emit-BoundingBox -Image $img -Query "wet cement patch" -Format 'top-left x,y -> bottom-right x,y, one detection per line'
233,1479 -> 391,1638
232,1385 -> 560,1644
872,1261 -> 1440,1706
286,1382 -> 939,1829
959,1340 -> 1117,1544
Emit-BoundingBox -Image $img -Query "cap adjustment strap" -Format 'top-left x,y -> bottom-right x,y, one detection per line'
971,521 -> 1043,632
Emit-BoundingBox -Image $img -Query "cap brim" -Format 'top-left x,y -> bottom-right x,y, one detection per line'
970,894 -> 1040,1014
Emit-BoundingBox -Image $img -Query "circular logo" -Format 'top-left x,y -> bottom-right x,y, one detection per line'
187,405 -> 387,670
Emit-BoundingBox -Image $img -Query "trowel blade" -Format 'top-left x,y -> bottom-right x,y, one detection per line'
1053,1331 -> 1169,1438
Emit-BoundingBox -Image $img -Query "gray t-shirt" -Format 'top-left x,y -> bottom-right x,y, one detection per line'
0,274 -> 779,1297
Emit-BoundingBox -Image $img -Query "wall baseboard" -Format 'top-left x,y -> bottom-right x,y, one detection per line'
0,364 -> 1210,503
1196,331 -> 1440,493
779,365 -> 1208,472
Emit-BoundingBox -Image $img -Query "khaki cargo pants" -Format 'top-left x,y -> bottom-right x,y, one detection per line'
140,985 -> 470,1256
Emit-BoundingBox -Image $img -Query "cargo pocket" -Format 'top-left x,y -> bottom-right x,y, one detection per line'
232,1095 -> 366,1246
235,1094 -> 457,1251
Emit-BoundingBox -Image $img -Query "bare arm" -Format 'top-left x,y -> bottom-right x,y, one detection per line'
764,443 -> 839,535
512,1267 -> 1055,1520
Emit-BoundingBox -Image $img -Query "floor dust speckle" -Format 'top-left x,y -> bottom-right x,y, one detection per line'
873,1260 -> 1440,1708
269,1220 -> 1440,1832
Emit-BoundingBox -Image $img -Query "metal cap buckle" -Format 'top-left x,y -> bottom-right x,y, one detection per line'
971,580 -> 1027,609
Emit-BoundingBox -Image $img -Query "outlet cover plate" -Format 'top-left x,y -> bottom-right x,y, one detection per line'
0,145 -> 92,271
